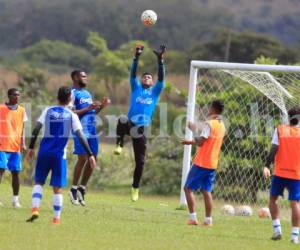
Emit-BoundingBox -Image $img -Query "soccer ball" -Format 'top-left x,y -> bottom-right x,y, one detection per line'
237,205 -> 253,216
221,204 -> 235,215
141,10 -> 157,26
258,207 -> 271,218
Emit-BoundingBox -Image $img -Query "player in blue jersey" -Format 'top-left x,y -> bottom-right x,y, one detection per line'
114,44 -> 166,201
68,70 -> 110,206
26,87 -> 96,224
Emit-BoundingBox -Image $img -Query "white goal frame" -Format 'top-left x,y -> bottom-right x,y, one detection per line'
179,61 -> 300,206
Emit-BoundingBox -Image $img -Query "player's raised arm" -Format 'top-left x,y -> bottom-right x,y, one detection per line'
152,45 -> 166,94
130,45 -> 144,90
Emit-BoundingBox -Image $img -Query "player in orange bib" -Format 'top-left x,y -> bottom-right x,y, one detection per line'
0,88 -> 27,208
182,100 -> 225,226
264,107 -> 300,244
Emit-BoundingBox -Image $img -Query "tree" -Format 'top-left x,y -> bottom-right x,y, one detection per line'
87,32 -> 129,103
189,30 -> 298,64
17,39 -> 93,71
15,63 -> 50,104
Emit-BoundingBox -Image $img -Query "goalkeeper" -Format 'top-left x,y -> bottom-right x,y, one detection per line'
113,44 -> 166,202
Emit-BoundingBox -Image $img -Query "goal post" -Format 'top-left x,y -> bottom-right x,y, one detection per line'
179,60 -> 300,207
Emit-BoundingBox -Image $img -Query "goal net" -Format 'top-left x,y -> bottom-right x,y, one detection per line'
180,61 -> 300,208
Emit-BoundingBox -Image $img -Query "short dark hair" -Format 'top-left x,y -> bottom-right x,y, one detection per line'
71,70 -> 83,80
142,72 -> 153,77
288,107 -> 300,125
7,88 -> 19,96
211,100 -> 224,114
57,86 -> 71,104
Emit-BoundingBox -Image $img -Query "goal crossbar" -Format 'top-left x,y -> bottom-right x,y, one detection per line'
191,61 -> 300,73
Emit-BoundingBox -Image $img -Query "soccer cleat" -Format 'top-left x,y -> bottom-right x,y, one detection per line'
69,188 -> 79,205
271,232 -> 282,241
26,208 -> 39,223
77,186 -> 86,206
187,219 -> 199,225
131,188 -> 139,202
12,200 -> 21,208
202,221 -> 213,227
52,217 -> 61,225
291,237 -> 299,244
114,146 -> 123,155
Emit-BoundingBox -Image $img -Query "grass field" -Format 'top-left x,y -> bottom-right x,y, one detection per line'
0,183 -> 298,250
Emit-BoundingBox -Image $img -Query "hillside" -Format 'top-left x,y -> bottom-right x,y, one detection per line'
0,0 -> 299,53
201,0 -> 300,44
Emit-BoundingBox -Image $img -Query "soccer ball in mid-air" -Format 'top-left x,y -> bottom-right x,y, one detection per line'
237,205 -> 253,216
258,207 -> 271,218
221,204 -> 235,215
141,10 -> 157,26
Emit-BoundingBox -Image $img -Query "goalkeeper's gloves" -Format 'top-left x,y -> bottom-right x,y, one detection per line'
153,44 -> 166,62
135,45 -> 144,58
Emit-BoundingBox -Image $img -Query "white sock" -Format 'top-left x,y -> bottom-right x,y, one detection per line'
291,227 -> 299,240
53,194 -> 63,219
71,185 -> 78,189
12,196 -> 19,203
32,185 -> 43,209
79,185 -> 86,190
272,219 -> 282,234
204,217 -> 212,224
189,212 -> 197,221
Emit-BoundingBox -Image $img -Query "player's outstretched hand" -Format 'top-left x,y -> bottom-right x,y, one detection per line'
101,97 -> 111,108
187,121 -> 197,132
88,102 -> 98,111
27,149 -> 35,161
153,45 -> 166,59
22,143 -> 27,153
88,156 -> 97,169
135,45 -> 144,57
263,167 -> 271,178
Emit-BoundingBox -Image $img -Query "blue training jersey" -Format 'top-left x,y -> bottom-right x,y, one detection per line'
37,106 -> 82,157
128,62 -> 164,127
70,87 -> 96,136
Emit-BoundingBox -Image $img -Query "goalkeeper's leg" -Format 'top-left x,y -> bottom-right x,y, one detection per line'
114,116 -> 130,155
131,130 -> 146,201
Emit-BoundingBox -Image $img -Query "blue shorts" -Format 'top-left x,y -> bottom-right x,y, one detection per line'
34,153 -> 67,187
0,151 -> 22,172
270,175 -> 300,201
184,164 -> 216,192
73,134 -> 99,155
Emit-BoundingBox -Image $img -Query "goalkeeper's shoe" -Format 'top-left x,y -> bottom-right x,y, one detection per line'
114,146 -> 123,155
69,187 -> 79,205
187,219 -> 199,226
52,217 -> 61,225
271,232 -> 282,241
77,186 -> 86,206
26,208 -> 39,222
131,188 -> 139,202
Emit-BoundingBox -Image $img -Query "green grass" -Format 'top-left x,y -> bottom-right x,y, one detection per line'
0,183 -> 298,250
